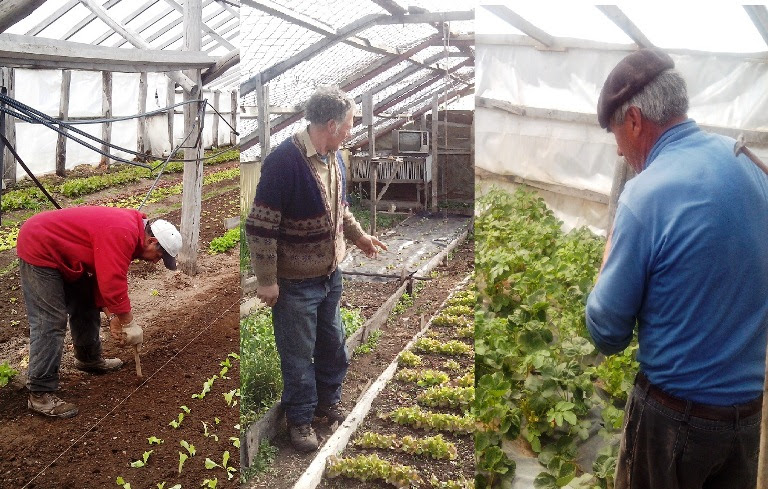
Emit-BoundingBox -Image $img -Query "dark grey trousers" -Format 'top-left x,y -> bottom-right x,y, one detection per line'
20,259 -> 102,392
616,380 -> 761,489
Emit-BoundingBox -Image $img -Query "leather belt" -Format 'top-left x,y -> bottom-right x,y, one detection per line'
636,373 -> 762,421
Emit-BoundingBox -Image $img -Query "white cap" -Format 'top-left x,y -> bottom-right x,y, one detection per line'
150,219 -> 182,270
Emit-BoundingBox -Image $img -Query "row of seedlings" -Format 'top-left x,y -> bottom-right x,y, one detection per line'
322,280 -> 476,489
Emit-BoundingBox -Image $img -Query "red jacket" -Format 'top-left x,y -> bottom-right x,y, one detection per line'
17,207 -> 147,314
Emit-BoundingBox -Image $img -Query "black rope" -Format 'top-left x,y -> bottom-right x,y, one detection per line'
0,132 -> 61,209
61,99 -> 198,124
205,100 -> 239,135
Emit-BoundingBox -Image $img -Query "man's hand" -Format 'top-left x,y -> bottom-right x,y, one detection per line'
109,316 -> 123,344
354,234 -> 388,258
257,283 -> 279,307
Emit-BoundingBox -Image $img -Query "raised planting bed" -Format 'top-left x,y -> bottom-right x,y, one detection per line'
241,237 -> 474,488
314,279 -> 476,489
0,154 -> 242,488
475,188 -> 635,489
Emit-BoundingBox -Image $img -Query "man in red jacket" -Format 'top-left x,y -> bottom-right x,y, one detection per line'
16,206 -> 181,418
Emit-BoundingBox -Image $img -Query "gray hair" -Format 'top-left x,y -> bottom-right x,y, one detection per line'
304,86 -> 355,125
610,69 -> 689,127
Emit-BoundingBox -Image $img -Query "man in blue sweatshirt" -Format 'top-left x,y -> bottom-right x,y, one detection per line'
586,48 -> 768,489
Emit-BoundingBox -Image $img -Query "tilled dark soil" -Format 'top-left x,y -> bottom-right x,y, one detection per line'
0,160 -> 242,488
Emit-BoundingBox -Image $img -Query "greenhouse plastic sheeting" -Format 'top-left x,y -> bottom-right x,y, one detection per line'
11,69 -> 235,177
476,43 -> 768,233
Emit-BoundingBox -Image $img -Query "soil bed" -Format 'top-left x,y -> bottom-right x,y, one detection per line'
245,240 -> 473,488
0,159 -> 242,488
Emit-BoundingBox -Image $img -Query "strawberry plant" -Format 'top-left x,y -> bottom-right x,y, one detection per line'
475,188 -> 630,487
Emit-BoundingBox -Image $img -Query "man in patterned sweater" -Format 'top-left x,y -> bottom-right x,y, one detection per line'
246,86 -> 386,452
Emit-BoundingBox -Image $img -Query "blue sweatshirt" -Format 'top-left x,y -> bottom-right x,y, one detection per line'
586,120 -> 768,405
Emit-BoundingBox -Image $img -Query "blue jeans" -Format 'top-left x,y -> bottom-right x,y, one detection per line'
20,259 -> 102,392
272,268 -> 349,425
616,378 -> 761,489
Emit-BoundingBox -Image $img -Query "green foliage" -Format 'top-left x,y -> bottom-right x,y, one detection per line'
240,309 -> 282,423
0,362 -> 18,387
208,228 -> 239,254
417,385 -> 474,411
393,292 -> 413,315
354,329 -> 382,355
413,337 -> 472,356
341,307 -> 365,337
326,454 -> 422,488
1,186 -> 50,211
590,344 -> 639,402
59,166 -> 147,197
385,406 -> 474,433
394,368 -> 450,387
353,432 -> 458,460
475,188 -> 632,485
348,200 -> 408,234
397,350 -> 422,367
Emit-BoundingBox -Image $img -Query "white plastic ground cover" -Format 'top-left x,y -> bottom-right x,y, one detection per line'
292,273 -> 474,489
11,69 -> 235,178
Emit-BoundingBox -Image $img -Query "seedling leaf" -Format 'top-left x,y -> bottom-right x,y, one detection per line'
178,452 -> 188,474
180,439 -> 196,456
205,458 -> 220,469
147,436 -> 164,445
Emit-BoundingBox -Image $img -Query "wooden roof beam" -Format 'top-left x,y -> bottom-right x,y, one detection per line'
0,0 -> 48,33
377,11 -> 474,24
483,5 -> 555,48
63,0 -> 123,40
160,0 -> 237,51
25,0 -> 79,36
351,83 -> 474,149
242,0 -> 399,57
0,33 -> 214,72
202,48 -> 239,85
94,4 -> 175,45
241,13 -> 387,94
596,5 -> 653,48
744,5 -> 768,47
79,0 -> 197,91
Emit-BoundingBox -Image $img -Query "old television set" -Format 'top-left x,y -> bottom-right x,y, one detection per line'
395,130 -> 430,155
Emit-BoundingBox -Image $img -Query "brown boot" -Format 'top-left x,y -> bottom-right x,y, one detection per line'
28,392 -> 78,418
315,403 -> 348,424
74,357 -> 123,374
288,423 -> 318,452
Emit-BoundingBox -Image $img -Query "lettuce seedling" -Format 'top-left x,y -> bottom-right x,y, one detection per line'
179,439 -> 196,457
130,450 -> 153,468
178,452 -> 188,474
147,436 -> 164,445
115,476 -> 131,489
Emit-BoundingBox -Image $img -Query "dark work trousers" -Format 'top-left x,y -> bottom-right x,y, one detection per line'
615,378 -> 761,489
271,268 -> 349,426
20,259 -> 102,392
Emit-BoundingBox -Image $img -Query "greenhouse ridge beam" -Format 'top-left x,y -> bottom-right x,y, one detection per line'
596,5 -> 653,48
160,0 -> 237,51
0,0 -> 48,33
0,34 -> 216,72
242,0 -> 398,57
242,13 -> 388,93
483,5 -> 555,48
63,0 -> 123,41
744,5 -> 768,47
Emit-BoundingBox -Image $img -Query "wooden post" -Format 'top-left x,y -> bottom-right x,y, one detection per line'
167,77 -> 175,151
211,90 -> 220,148
137,72 -> 147,156
0,68 -> 15,185
607,158 -> 635,230
430,94 -> 439,212
55,69 -> 71,177
100,71 -> 112,167
179,0 -> 203,275
369,125 -> 377,236
256,75 -> 270,159
229,90 -> 237,146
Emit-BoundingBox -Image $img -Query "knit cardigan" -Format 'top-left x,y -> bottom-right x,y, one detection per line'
246,134 -> 365,285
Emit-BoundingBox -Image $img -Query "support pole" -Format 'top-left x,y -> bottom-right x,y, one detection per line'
607,158 -> 635,230
430,93 -> 439,212
56,69 -> 71,176
256,75 -> 270,159
179,0 -> 203,276
230,90 -> 237,146
167,77 -> 176,151
369,127 -> 377,237
212,89 -> 220,148
100,70 -> 112,167
0,67 -> 14,185
137,72 -> 147,156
